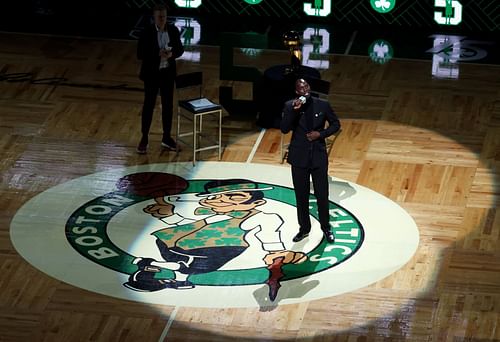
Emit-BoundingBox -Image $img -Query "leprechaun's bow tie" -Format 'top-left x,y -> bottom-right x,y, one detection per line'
194,207 -> 250,218
194,207 -> 216,215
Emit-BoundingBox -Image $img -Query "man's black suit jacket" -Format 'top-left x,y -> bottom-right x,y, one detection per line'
137,23 -> 184,81
280,97 -> 341,168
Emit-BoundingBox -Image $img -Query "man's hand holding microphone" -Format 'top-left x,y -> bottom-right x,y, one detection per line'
292,95 -> 307,110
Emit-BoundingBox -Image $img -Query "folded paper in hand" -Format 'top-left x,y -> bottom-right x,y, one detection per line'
187,98 -> 215,109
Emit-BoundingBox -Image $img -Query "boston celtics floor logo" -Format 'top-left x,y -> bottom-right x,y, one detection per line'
66,172 -> 363,301
10,162 -> 418,308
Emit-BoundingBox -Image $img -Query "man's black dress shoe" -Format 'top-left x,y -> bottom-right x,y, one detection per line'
293,231 -> 309,242
323,230 -> 335,243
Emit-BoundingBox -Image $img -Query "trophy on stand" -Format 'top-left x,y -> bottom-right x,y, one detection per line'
282,30 -> 303,75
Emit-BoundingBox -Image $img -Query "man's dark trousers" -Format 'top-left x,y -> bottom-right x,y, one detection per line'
291,165 -> 330,233
141,68 -> 175,142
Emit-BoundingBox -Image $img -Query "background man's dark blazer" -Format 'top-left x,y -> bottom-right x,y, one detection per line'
281,97 -> 341,168
137,23 -> 184,81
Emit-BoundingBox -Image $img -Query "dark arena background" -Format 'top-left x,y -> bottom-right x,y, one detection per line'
1,0 -> 498,67
1,1 -> 499,35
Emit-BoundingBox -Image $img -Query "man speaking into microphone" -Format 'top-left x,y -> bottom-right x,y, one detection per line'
280,78 -> 341,244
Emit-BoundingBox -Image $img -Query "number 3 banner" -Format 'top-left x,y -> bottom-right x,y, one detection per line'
434,0 -> 462,25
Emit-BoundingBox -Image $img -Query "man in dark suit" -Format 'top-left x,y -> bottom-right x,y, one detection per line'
280,78 -> 341,243
136,4 -> 184,154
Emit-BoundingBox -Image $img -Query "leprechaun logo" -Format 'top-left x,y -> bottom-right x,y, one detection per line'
10,162 -> 418,308
67,172 -> 363,301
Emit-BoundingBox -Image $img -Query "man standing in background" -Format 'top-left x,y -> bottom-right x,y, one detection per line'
136,4 -> 184,154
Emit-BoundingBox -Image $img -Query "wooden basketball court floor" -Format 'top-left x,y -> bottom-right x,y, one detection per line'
0,30 -> 499,341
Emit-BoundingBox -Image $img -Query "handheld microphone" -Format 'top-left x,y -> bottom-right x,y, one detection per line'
298,96 -> 307,104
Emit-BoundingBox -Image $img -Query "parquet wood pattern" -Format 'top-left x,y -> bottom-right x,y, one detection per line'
0,31 -> 499,341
